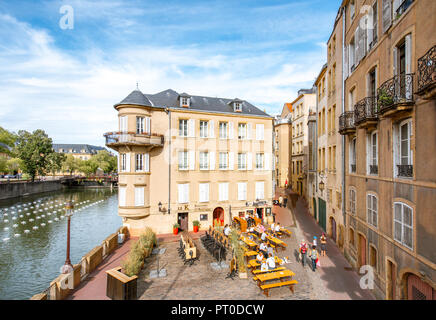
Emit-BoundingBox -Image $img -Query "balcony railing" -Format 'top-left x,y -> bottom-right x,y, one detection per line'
397,164 -> 413,178
377,73 -> 415,114
354,96 -> 378,126
339,111 -> 356,135
396,0 -> 414,17
104,132 -> 164,147
369,165 -> 378,175
417,45 -> 436,95
350,164 -> 356,173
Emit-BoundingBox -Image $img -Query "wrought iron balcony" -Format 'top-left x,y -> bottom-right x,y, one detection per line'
397,165 -> 413,178
339,111 -> 356,135
416,45 -> 436,99
396,0 -> 414,17
104,131 -> 164,149
354,96 -> 378,128
369,165 -> 378,175
350,164 -> 356,173
377,73 -> 415,116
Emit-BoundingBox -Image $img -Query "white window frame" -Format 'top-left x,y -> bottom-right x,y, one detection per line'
135,153 -> 144,172
238,153 -> 247,170
178,151 -> 188,170
255,181 -> 265,200
349,188 -> 356,215
120,153 -> 127,172
180,97 -> 189,107
199,151 -> 209,170
393,118 -> 413,178
200,121 -> 209,138
367,131 -> 378,175
219,122 -> 228,139
179,119 -> 188,137
219,182 -> 229,201
178,183 -> 189,204
256,153 -> 264,170
134,187 -> 144,207
234,102 -> 241,112
237,182 -> 247,201
199,183 -> 210,203
119,187 -> 126,207
350,138 -> 356,173
393,202 -> 413,250
219,152 -> 228,170
256,124 -> 265,141
136,117 -> 144,134
367,193 -> 378,228
238,123 -> 247,140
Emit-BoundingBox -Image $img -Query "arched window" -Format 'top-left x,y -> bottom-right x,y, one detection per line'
394,202 -> 413,249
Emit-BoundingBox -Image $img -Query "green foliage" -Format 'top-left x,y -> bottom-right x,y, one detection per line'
6,158 -> 23,174
79,159 -> 99,176
377,89 -> 393,109
62,154 -> 80,175
13,129 -> 54,181
0,127 -> 16,155
0,157 -> 7,174
173,223 -> 180,229
229,229 -> 246,273
91,150 -> 117,173
46,152 -> 66,176
192,220 -> 200,227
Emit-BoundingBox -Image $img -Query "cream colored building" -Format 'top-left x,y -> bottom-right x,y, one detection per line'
273,103 -> 292,189
290,88 -> 316,198
105,89 -> 274,236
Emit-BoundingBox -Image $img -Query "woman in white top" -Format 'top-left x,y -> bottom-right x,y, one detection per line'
274,223 -> 281,233
260,260 -> 268,271
256,252 -> 264,263
271,222 -> 275,232
266,253 -> 276,270
261,231 -> 267,241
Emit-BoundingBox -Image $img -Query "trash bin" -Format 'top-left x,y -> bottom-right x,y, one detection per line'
118,233 -> 125,244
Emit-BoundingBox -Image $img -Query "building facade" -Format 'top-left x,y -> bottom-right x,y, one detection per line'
53,144 -> 107,161
105,89 -> 274,236
273,103 -> 293,189
338,0 -> 436,300
290,88 -> 316,199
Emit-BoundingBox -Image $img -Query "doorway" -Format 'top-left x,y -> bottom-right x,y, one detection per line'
407,274 -> 436,300
386,260 -> 397,300
178,212 -> 188,231
213,207 -> 224,226
358,234 -> 367,267
313,198 -> 317,221
330,217 -> 337,243
318,198 -> 326,231
256,208 -> 264,220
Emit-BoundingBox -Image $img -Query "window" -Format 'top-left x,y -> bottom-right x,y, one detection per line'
368,132 -> 378,174
134,187 -> 144,206
349,188 -> 356,214
136,117 -> 147,134
200,121 -> 208,138
255,182 -> 265,200
219,152 -> 228,170
179,119 -> 188,137
238,182 -> 247,201
219,183 -> 229,201
369,1 -> 378,48
199,152 -> 209,170
367,194 -> 378,227
349,228 -> 355,247
234,102 -> 242,112
256,153 -> 264,169
369,245 -> 377,271
332,145 -> 336,171
181,97 -> 189,107
349,37 -> 356,72
135,153 -> 149,172
178,184 -> 189,204
350,138 -> 356,173
120,153 -> 129,172
394,119 -> 413,178
238,123 -> 247,139
118,187 -> 126,207
199,183 -> 209,203
119,116 -> 127,132
238,153 -> 247,170
394,202 -> 413,249
256,124 -> 265,140
178,151 -> 188,170
219,122 -> 228,139
350,0 -> 355,20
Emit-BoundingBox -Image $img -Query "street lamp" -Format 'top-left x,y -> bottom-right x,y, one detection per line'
61,201 -> 74,274
319,181 -> 325,192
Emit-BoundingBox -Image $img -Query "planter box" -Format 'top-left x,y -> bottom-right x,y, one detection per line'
106,267 -> 138,300
239,272 -> 248,279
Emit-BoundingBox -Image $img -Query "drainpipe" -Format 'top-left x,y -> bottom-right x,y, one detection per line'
341,6 -> 346,228
315,84 -> 319,201
165,107 -> 171,216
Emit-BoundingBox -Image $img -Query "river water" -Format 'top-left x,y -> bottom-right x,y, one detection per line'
0,187 -> 121,300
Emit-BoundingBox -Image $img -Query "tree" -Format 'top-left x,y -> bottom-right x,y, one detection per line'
79,159 -> 99,176
6,158 -> 23,174
14,129 -> 54,181
0,157 -> 7,174
0,127 -> 17,155
46,152 -> 67,176
62,154 -> 80,176
90,150 -> 117,174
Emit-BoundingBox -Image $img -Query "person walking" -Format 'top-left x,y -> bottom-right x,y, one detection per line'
283,197 -> 288,208
310,245 -> 319,272
299,240 -> 308,267
320,232 -> 327,256
312,236 -> 318,249
278,195 -> 283,207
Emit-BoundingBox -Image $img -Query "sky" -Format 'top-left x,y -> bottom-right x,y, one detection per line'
0,0 -> 339,146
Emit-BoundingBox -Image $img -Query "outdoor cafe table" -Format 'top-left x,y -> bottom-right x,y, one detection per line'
255,269 -> 295,285
233,216 -> 247,232
240,236 -> 258,249
266,235 -> 287,250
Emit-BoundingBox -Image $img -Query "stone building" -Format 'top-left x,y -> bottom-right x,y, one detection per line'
273,103 -> 293,189
104,89 -> 274,236
337,0 -> 436,300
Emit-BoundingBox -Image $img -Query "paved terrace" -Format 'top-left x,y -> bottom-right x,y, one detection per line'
69,189 -> 374,300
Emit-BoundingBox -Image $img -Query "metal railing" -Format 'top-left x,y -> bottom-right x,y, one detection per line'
104,131 -> 164,146
369,165 -> 378,175
354,96 -> 378,125
417,45 -> 436,93
350,164 -> 356,173
377,73 -> 415,114
397,164 -> 413,178
396,0 -> 414,17
339,111 -> 356,134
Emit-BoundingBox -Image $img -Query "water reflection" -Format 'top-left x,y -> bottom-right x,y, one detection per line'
0,188 -> 121,300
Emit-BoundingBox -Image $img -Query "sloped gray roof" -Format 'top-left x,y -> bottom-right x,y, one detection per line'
115,89 -> 271,117
53,144 -> 106,154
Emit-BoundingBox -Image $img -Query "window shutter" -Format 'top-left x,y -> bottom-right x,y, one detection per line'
247,152 -> 252,170
209,151 -> 215,170
144,153 -> 150,172
189,150 -> 195,170
228,122 -> 234,139
344,45 -> 349,79
229,152 -> 234,170
135,187 -> 144,206
188,119 -> 195,137
209,120 -> 215,138
382,0 -> 392,34
247,123 -> 252,140
405,34 -> 411,74
265,153 -> 271,171
120,116 -> 127,132
117,154 -> 120,173
126,153 -> 130,172
367,13 -> 373,50
354,27 -> 360,66
178,184 -> 184,203
393,46 -> 398,75
225,183 -> 229,201
119,187 -> 126,206
145,117 -> 151,134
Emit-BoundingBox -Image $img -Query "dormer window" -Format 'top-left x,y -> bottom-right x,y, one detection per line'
181,97 -> 189,107
234,102 -> 242,112
179,93 -> 191,108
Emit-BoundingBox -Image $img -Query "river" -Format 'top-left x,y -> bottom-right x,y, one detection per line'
0,187 -> 121,300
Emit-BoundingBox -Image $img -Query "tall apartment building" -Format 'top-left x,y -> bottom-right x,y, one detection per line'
273,103 -> 293,189
104,89 -> 274,236
290,88 -> 316,198
337,0 -> 436,300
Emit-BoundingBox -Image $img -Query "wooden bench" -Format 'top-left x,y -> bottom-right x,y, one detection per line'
252,266 -> 286,275
180,234 -> 197,260
260,280 -> 298,297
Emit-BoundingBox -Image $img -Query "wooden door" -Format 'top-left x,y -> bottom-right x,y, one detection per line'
318,198 -> 326,232
359,234 -> 366,267
178,213 -> 188,231
407,274 -> 435,300
387,260 -> 396,300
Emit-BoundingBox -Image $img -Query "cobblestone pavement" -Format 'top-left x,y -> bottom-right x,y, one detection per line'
137,188 -> 375,300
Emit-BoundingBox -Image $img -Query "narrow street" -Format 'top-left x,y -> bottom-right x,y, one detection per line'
273,187 -> 375,300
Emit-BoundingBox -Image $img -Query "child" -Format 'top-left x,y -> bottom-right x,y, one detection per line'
320,233 -> 327,256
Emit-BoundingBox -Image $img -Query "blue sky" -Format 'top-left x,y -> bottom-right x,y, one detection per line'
0,0 -> 339,146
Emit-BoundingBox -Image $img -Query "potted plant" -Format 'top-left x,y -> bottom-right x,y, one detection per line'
192,220 -> 200,233
173,223 -> 180,235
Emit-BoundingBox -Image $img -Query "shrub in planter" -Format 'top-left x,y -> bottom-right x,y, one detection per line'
229,229 -> 247,277
173,223 -> 180,235
192,220 -> 200,232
